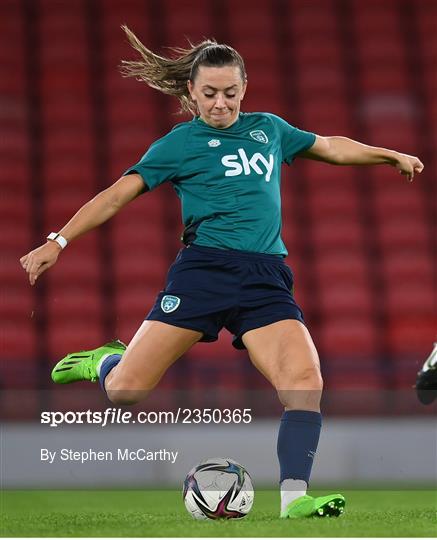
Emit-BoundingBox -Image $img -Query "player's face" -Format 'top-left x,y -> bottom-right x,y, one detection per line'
188,65 -> 247,129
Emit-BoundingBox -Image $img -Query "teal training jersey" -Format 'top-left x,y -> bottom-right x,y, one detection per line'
125,112 -> 315,256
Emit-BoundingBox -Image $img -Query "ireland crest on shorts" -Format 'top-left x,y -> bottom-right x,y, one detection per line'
161,295 -> 181,313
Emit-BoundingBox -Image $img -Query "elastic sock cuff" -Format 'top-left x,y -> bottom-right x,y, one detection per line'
99,353 -> 122,392
281,410 -> 322,425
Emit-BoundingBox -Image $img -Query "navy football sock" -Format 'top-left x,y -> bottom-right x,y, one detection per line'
277,409 -> 322,484
99,353 -> 122,391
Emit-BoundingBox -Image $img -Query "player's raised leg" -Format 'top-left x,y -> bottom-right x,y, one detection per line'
52,321 -> 202,404
242,319 -> 345,518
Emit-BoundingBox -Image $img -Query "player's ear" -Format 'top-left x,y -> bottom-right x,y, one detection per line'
240,80 -> 248,101
187,80 -> 196,101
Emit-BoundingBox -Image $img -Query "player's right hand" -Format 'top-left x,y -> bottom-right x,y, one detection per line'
20,242 -> 62,286
394,152 -> 424,182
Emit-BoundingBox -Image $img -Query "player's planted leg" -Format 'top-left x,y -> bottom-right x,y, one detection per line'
242,320 -> 346,519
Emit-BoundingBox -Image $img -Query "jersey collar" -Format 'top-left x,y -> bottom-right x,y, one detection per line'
194,113 -> 243,131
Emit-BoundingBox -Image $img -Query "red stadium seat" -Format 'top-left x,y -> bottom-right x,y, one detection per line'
384,282 -> 435,317
41,97 -> 93,128
188,330 -> 244,362
372,184 -> 425,218
113,251 -> 168,289
0,222 -> 32,252
376,216 -> 430,250
0,160 -> 30,189
307,188 -> 361,219
40,69 -> 91,97
164,0 -> 213,41
1,254 -> 30,286
114,318 -> 142,344
228,1 -> 276,40
0,67 -> 26,96
112,214 -> 167,253
355,39 -> 406,67
107,98 -> 156,127
303,161 -> 357,188
44,191 -> 94,230
187,331 -> 249,391
43,155 -> 96,191
46,285 -> 103,321
0,286 -> 35,319
0,126 -> 29,158
0,5 -> 26,86
47,319 -> 105,359
381,251 -> 434,285
44,233 -> 101,285
107,125 -> 158,166
311,219 -> 365,251
314,250 -> 368,283
0,320 -> 37,360
0,189 -> 31,222
318,281 -> 373,317
365,123 -> 420,155
293,39 -> 343,66
386,317 -> 436,357
295,67 -> 348,99
113,282 -> 162,342
289,0 -> 337,9
317,316 -> 380,358
359,68 -> 410,94
300,101 -> 353,135
115,284 -> 159,316
290,10 -> 338,38
352,1 -> 402,33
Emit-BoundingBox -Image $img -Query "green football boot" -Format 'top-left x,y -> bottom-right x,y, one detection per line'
51,340 -> 127,384
280,493 -> 345,519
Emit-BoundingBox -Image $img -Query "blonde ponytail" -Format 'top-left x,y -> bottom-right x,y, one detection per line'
120,26 -> 246,114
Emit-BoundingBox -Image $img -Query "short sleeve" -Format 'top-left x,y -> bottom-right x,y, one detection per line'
268,114 -> 316,165
123,125 -> 189,191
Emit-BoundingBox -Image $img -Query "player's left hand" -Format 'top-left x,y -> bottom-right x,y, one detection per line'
393,153 -> 424,182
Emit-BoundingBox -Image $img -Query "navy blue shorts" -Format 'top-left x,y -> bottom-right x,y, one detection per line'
146,244 -> 304,349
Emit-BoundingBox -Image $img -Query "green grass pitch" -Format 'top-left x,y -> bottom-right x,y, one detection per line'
1,489 -> 436,537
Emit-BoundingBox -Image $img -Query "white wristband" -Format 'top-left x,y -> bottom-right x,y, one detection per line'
47,232 -> 68,249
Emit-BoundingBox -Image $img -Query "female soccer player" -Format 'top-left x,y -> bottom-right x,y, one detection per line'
20,27 -> 424,519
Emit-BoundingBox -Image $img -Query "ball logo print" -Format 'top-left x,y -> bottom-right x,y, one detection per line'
183,458 -> 254,520
160,295 -> 181,313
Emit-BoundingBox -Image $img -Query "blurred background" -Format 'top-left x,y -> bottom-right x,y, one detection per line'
0,0 -> 436,487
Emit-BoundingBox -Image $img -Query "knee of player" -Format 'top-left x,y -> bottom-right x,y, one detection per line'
106,389 -> 149,405
275,365 -> 323,391
295,365 -> 323,390
105,382 -> 150,405
276,367 -> 323,409
104,370 -> 156,405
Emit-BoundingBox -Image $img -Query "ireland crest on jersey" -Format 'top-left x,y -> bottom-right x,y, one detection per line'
250,130 -> 269,143
161,295 -> 181,313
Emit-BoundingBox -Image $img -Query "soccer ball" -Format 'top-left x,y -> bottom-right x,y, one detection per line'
183,457 -> 254,520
